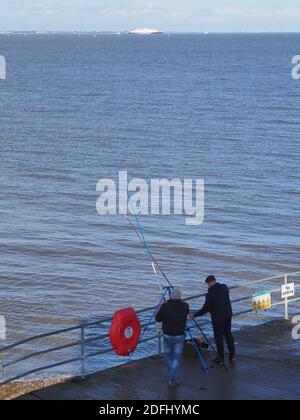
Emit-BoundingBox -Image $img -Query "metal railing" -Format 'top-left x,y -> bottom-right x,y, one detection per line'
0,271 -> 300,387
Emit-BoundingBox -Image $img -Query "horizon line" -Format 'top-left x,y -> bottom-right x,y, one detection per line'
1,30 -> 300,34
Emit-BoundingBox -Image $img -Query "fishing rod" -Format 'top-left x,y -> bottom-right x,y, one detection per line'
116,163 -> 172,295
122,188 -> 216,346
126,209 -> 167,295
127,212 -> 218,355
116,167 -> 215,369
191,319 -> 228,371
123,203 -> 217,355
124,207 -> 217,368
123,212 -> 173,290
187,328 -> 209,374
192,318 -> 217,356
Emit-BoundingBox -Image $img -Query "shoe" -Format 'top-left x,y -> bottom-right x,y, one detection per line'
168,379 -> 182,388
212,357 -> 224,365
229,355 -> 236,363
174,380 -> 182,387
168,380 -> 176,388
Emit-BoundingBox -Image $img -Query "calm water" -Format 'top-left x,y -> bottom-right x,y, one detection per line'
0,34 -> 299,377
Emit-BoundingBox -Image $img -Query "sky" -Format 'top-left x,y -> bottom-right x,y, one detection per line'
0,0 -> 300,32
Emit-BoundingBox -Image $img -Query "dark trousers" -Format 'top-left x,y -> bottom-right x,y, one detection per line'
213,318 -> 235,361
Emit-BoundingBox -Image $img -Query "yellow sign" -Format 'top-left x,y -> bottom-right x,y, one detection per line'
253,291 -> 271,312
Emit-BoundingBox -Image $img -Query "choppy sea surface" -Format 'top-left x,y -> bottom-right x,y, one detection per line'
0,33 -> 299,379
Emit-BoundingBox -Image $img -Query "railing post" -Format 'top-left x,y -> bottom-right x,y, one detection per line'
284,274 -> 289,321
80,325 -> 85,381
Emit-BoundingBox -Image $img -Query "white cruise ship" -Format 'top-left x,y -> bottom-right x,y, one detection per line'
128,28 -> 163,35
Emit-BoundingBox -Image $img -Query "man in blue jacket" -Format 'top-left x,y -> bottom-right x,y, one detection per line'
192,275 -> 235,365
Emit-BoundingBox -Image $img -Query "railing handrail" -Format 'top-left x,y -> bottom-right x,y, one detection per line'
3,271 -> 298,353
1,272 -> 299,354
1,270 -> 299,386
2,294 -> 300,387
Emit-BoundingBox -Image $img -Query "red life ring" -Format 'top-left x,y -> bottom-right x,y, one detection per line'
109,308 -> 141,356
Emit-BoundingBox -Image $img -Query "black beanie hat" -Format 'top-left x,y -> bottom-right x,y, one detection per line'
205,275 -> 216,284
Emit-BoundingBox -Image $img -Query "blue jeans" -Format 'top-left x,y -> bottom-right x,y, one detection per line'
163,335 -> 185,382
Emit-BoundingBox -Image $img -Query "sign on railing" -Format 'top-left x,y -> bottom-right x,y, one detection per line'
282,283 -> 295,300
252,291 -> 271,312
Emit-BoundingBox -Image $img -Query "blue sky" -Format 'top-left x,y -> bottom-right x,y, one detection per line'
0,0 -> 300,32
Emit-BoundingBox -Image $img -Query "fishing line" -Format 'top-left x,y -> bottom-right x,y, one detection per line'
124,212 -> 173,289
115,162 -> 172,294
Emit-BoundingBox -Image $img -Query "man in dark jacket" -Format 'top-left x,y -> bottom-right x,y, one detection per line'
192,275 -> 235,364
155,288 -> 189,387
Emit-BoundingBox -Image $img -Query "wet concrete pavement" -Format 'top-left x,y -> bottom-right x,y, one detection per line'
18,320 -> 300,400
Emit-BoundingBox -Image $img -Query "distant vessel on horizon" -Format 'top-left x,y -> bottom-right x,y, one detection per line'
128,28 -> 163,35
